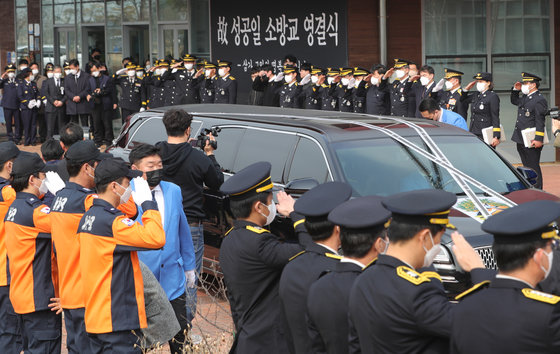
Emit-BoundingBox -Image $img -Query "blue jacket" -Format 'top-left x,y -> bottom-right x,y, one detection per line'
132,180 -> 196,300
441,108 -> 468,131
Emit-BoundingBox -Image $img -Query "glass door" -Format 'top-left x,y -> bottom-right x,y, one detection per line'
124,25 -> 150,66
55,28 -> 76,65
159,25 -> 189,59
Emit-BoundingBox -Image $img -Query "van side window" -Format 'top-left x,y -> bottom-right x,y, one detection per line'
234,129 -> 297,183
213,127 -> 246,173
288,137 -> 330,183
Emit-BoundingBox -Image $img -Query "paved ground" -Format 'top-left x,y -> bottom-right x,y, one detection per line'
2,124 -> 560,353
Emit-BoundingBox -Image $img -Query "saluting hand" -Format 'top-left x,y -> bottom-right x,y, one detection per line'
513,82 -> 522,91
451,231 -> 484,272
276,191 -> 295,217
383,67 -> 395,80
465,81 -> 476,91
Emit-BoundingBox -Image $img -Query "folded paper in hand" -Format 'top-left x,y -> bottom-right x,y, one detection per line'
481,125 -> 506,145
521,127 -> 549,148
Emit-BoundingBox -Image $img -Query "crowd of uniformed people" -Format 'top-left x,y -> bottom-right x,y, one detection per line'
0,50 -> 558,353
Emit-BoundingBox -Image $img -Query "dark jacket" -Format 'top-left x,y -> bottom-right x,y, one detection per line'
451,277 -> 560,354
219,218 -> 305,354
349,255 -> 493,354
17,80 -> 39,111
115,75 -> 146,111
43,77 -> 67,113
155,141 -> 224,219
0,78 -> 21,109
438,88 -> 468,120
511,89 -> 548,144
89,74 -> 114,111
214,75 -> 238,104
164,68 -> 200,104
461,89 -> 501,138
279,242 -> 342,354
388,77 -> 414,117
307,260 -> 364,354
64,70 -> 91,115
253,76 -> 282,107
366,80 -> 390,115
410,81 -> 440,117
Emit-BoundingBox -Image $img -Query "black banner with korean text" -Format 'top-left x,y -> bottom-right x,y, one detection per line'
210,0 -> 348,104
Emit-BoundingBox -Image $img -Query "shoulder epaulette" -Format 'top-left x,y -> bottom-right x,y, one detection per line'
325,253 -> 342,260
224,227 -> 234,236
289,250 -> 305,261
364,257 -> 377,270
421,271 -> 442,282
246,225 -> 268,234
321,84 -> 329,88
455,280 -> 490,300
229,76 -> 236,80
522,288 -> 560,305
396,266 -> 430,285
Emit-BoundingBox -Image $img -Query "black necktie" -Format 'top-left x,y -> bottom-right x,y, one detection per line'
152,190 -> 156,202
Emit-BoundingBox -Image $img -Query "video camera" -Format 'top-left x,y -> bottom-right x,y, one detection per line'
547,107 -> 559,120
193,127 -> 221,150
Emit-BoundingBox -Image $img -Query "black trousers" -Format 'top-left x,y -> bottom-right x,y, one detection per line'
64,307 -> 94,354
47,109 -> 67,139
37,112 -> 47,142
121,108 -> 138,124
92,104 -> 113,145
3,107 -> 21,142
21,109 -> 37,145
20,309 -> 62,354
0,286 -> 23,353
517,143 -> 543,189
88,329 -> 141,354
169,292 -> 190,354
69,114 -> 89,128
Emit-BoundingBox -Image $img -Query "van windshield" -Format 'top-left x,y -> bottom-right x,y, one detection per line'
333,135 -> 526,196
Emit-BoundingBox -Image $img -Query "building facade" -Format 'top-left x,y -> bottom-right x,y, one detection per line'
2,0 -> 559,161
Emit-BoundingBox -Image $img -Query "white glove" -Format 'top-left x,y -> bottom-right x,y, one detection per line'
34,99 -> 41,109
116,68 -> 127,75
433,78 -> 445,92
27,101 -> 35,109
131,176 -> 152,205
185,270 -> 197,289
299,74 -> 311,86
274,72 -> 284,82
43,99 -> 47,105
44,171 -> 65,195
171,68 -> 178,74
348,77 -> 356,88
139,107 -> 146,112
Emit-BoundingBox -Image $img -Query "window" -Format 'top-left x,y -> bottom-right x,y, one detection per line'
15,2 -> 29,59
287,137 -> 330,183
213,127 -> 246,173
158,0 -> 189,21
127,117 -> 169,148
123,0 -> 150,22
82,1 -> 105,23
233,129 -> 297,183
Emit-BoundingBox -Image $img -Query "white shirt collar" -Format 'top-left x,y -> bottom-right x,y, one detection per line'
451,87 -> 459,94
495,274 -> 534,288
340,257 -> 366,269
426,81 -> 434,90
528,90 -> 538,97
288,81 -> 296,87
222,74 -> 230,80
317,243 -> 339,255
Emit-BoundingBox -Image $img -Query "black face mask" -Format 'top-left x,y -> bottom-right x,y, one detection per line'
93,55 -> 101,60
146,169 -> 163,187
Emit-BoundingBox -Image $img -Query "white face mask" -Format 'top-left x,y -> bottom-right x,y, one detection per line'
136,71 -> 143,78
116,183 -> 132,205
19,66 -> 27,71
28,75 -> 35,81
311,76 -> 319,84
127,70 -> 136,77
91,71 -> 100,77
409,70 -> 418,77
341,78 -> 350,86
380,237 -> 390,255
7,72 -> 15,79
423,232 -> 442,267
54,72 -> 62,79
218,68 -> 226,77
538,248 -> 554,280
47,72 -> 54,78
32,69 -> 39,75
145,65 -> 151,70
371,77 -> 379,85
420,76 -> 431,86
395,69 -> 406,79
34,178 -> 49,196
204,69 -> 211,77
259,202 -> 277,226
185,63 -> 194,70
476,82 -> 487,93
444,80 -> 453,91
327,77 -> 335,85
284,74 -> 293,83
65,70 -> 71,76
521,84 -> 531,95
70,69 -> 78,75
160,68 -> 167,75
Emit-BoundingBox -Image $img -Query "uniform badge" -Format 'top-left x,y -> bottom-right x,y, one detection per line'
286,97 -> 291,102
208,91 -> 212,96
121,218 -> 135,226
40,206 -> 51,214
449,98 -> 456,105
221,90 -> 225,95
400,88 -> 404,93
346,101 -> 351,106
331,100 -> 336,108
479,104 -> 484,110
400,96 -> 405,102
525,110 -> 530,117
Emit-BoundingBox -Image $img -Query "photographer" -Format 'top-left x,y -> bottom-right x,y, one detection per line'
88,63 -> 114,148
156,109 -> 224,323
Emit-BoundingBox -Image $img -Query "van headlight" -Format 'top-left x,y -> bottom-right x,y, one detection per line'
433,246 -> 454,271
